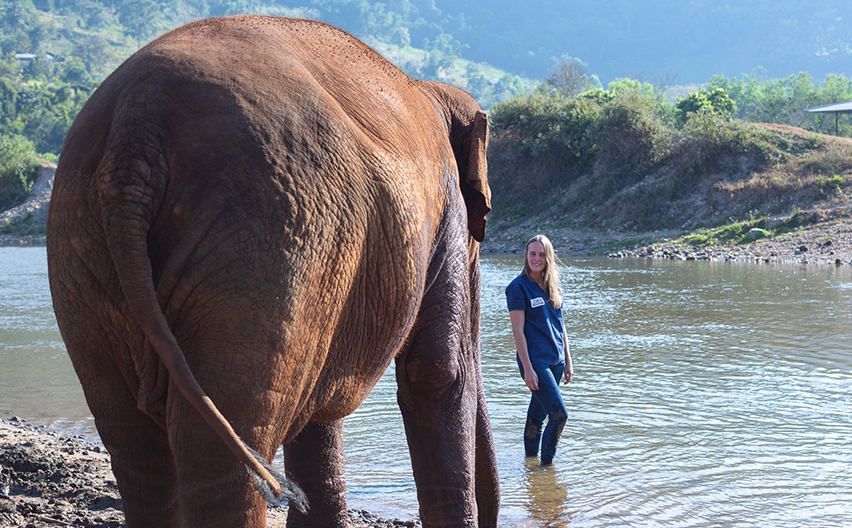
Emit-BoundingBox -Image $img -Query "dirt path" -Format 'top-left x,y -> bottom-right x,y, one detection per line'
0,418 -> 418,528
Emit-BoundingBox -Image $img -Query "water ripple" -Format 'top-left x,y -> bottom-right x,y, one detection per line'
3,250 -> 852,526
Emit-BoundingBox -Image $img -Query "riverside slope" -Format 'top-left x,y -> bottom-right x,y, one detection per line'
7,122 -> 852,266
4,157 -> 852,265
483,123 -> 852,265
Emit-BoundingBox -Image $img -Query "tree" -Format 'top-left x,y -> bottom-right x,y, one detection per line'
0,75 -> 18,124
60,57 -> 90,86
116,0 -> 164,46
608,77 -> 659,99
0,133 -> 39,211
705,88 -> 736,119
422,33 -> 466,76
79,1 -> 111,30
71,34 -> 115,76
544,56 -> 591,98
0,0 -> 45,55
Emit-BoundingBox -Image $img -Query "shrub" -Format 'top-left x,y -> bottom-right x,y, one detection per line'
676,88 -> 737,126
678,216 -> 768,247
577,88 -> 615,105
799,143 -> 852,176
490,92 -> 600,178
490,88 -> 675,192
588,91 -> 665,185
672,111 -> 779,175
0,134 -> 40,211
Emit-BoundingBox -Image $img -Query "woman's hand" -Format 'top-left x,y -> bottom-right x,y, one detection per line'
524,367 -> 539,391
563,364 -> 574,384
510,309 -> 539,390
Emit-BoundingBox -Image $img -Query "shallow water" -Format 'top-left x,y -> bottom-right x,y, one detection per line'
2,247 -> 851,527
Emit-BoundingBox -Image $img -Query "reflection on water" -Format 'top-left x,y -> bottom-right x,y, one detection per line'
2,248 -> 852,527
520,459 -> 570,528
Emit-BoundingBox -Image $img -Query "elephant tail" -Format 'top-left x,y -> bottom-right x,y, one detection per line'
98,151 -> 307,512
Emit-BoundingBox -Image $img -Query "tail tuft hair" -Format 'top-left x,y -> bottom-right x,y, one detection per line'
244,443 -> 309,513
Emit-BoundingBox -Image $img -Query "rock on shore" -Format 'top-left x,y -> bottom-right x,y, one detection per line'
610,216 -> 852,265
0,418 -> 419,528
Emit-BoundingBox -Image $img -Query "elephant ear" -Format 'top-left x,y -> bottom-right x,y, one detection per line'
462,110 -> 491,242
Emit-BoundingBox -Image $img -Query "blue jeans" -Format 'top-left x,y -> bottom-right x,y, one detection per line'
519,362 -> 568,465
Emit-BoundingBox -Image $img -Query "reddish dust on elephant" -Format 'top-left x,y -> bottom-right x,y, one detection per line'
47,15 -> 498,528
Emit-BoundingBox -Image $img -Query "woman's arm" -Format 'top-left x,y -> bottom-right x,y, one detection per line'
563,327 -> 573,384
510,309 -> 539,390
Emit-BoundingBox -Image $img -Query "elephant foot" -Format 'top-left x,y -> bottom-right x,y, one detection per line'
284,419 -> 348,528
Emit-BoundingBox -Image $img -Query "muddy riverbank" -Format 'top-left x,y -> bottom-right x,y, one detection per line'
0,418 -> 419,528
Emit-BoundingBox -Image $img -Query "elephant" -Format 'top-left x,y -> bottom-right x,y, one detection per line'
46,14 -> 499,528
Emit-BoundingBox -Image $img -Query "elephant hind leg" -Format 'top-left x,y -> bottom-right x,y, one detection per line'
78,356 -> 182,527
283,419 -> 347,528
166,401 -> 269,528
475,377 -> 500,528
104,415 -> 181,527
396,243 -> 480,525
60,322 -> 181,526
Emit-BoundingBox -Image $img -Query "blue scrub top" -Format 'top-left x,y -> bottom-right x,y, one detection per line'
506,274 -> 565,366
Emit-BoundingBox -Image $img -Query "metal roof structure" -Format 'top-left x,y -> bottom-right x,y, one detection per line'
804,101 -> 852,114
803,101 -> 852,135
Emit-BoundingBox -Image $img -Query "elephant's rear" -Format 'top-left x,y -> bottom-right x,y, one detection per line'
48,12 -> 425,525
47,55 -> 130,387
47,14 -> 497,528
46,18 -> 352,526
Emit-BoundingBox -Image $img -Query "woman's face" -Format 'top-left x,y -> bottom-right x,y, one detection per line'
526,241 -> 546,275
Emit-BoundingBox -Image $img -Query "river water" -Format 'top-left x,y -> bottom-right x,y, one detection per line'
2,247 -> 851,527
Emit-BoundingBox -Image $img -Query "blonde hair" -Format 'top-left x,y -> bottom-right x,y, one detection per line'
523,234 -> 563,309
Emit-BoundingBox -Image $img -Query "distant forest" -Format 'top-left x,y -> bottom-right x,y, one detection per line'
4,0 -> 852,235
3,0 -> 852,159
6,0 -> 852,84
434,0 -> 852,83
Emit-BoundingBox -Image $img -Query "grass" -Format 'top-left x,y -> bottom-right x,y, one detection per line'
675,218 -> 766,247
664,207 -> 837,250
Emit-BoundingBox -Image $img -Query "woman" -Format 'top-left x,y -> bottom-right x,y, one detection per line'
506,234 -> 573,466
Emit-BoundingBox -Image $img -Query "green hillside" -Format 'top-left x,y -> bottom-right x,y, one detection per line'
485,88 -> 852,253
3,0 -> 852,251
0,0 -> 535,158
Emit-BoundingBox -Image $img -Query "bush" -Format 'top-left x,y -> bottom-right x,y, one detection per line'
676,88 -> 737,126
490,92 -> 601,177
589,91 -> 665,185
0,134 -> 40,211
667,111 -> 779,182
490,88 -> 674,185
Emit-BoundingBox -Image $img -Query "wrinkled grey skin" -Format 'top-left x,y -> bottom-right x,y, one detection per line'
47,15 -> 499,528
